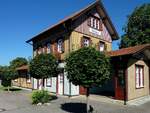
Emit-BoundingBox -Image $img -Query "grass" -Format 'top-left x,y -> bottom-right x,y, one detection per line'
0,86 -> 22,92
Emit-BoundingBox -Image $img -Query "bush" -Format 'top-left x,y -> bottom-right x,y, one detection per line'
2,79 -> 11,87
32,90 -> 50,104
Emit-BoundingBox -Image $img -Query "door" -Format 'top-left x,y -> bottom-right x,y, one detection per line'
115,69 -> 125,100
57,73 -> 64,95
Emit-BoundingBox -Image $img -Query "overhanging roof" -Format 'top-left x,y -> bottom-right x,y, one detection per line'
107,44 -> 150,58
26,0 -> 119,43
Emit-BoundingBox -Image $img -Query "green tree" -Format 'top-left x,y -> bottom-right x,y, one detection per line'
65,47 -> 111,113
120,4 -> 150,48
29,54 -> 58,89
0,57 -> 28,91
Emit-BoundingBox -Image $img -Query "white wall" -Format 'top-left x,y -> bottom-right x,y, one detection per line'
44,77 -> 57,93
64,72 -> 79,96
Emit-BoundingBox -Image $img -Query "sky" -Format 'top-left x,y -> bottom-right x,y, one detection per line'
0,0 -> 149,66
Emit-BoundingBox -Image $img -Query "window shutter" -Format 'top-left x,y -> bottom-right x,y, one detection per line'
104,44 -> 107,51
96,42 -> 100,51
89,38 -> 92,46
62,39 -> 65,53
50,44 -> 53,53
44,46 -> 47,54
81,37 -> 84,48
87,17 -> 91,26
54,42 -> 58,53
99,20 -> 103,31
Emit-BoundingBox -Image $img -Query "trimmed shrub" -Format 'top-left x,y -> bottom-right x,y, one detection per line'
31,90 -> 50,104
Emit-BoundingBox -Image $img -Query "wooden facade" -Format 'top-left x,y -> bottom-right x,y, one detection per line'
26,1 -> 119,96
12,65 -> 32,89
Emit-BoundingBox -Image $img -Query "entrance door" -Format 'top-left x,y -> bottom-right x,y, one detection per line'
115,69 -> 125,100
57,73 -> 64,95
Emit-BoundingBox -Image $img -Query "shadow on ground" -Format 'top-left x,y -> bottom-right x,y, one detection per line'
50,95 -> 58,101
4,88 -> 22,92
61,102 -> 86,113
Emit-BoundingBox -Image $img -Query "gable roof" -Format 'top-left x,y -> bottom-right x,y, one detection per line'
26,0 -> 119,43
107,44 -> 150,57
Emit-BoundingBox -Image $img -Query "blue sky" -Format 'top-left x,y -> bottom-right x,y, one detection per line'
0,0 -> 149,66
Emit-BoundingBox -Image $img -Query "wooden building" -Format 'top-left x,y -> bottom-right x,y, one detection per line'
12,65 -> 32,89
24,0 -> 150,102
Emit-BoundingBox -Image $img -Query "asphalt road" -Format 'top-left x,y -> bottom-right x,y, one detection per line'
0,90 -> 150,113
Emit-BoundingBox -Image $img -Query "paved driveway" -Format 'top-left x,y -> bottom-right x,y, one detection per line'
0,90 -> 150,113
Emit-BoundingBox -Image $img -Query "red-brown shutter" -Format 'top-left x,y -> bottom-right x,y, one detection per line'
96,42 -> 100,51
87,17 -> 91,26
50,43 -> 53,53
44,45 -> 47,54
62,39 -> 65,53
99,20 -> 103,31
54,42 -> 58,53
89,38 -> 92,46
80,37 -> 84,48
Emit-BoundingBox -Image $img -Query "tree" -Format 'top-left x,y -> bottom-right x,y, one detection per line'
0,57 -> 28,91
29,54 -> 58,89
120,4 -> 150,48
65,47 -> 111,113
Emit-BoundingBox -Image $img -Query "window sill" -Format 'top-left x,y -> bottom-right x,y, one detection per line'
136,86 -> 144,89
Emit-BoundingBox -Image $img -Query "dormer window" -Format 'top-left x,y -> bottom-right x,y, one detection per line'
57,39 -> 64,53
88,16 -> 102,31
47,43 -> 51,53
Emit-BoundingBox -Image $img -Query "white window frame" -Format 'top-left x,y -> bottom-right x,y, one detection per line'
83,38 -> 90,47
135,65 -> 144,88
47,43 -> 51,53
57,39 -> 63,53
38,47 -> 42,55
99,42 -> 105,52
27,73 -> 31,83
46,78 -> 52,87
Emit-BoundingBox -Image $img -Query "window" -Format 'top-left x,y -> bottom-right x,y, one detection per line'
135,65 -> 144,88
88,17 -> 102,31
27,73 -> 31,83
57,39 -> 64,53
99,42 -> 105,52
46,78 -> 52,87
33,50 -> 37,57
47,43 -> 51,53
83,37 -> 90,47
38,47 -> 42,55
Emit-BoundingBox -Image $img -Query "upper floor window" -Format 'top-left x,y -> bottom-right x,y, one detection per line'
135,65 -> 144,88
47,43 -> 51,53
99,41 -> 105,52
88,17 -> 102,31
38,47 -> 42,55
83,37 -> 90,47
57,39 -> 64,53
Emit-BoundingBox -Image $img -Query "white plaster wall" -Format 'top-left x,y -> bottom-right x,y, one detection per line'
64,72 -> 79,96
44,77 -> 57,93
33,78 -> 38,89
71,83 -> 79,95
64,73 -> 70,95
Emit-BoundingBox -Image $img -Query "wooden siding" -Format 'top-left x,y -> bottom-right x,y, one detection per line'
73,9 -> 112,43
13,78 -> 32,89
